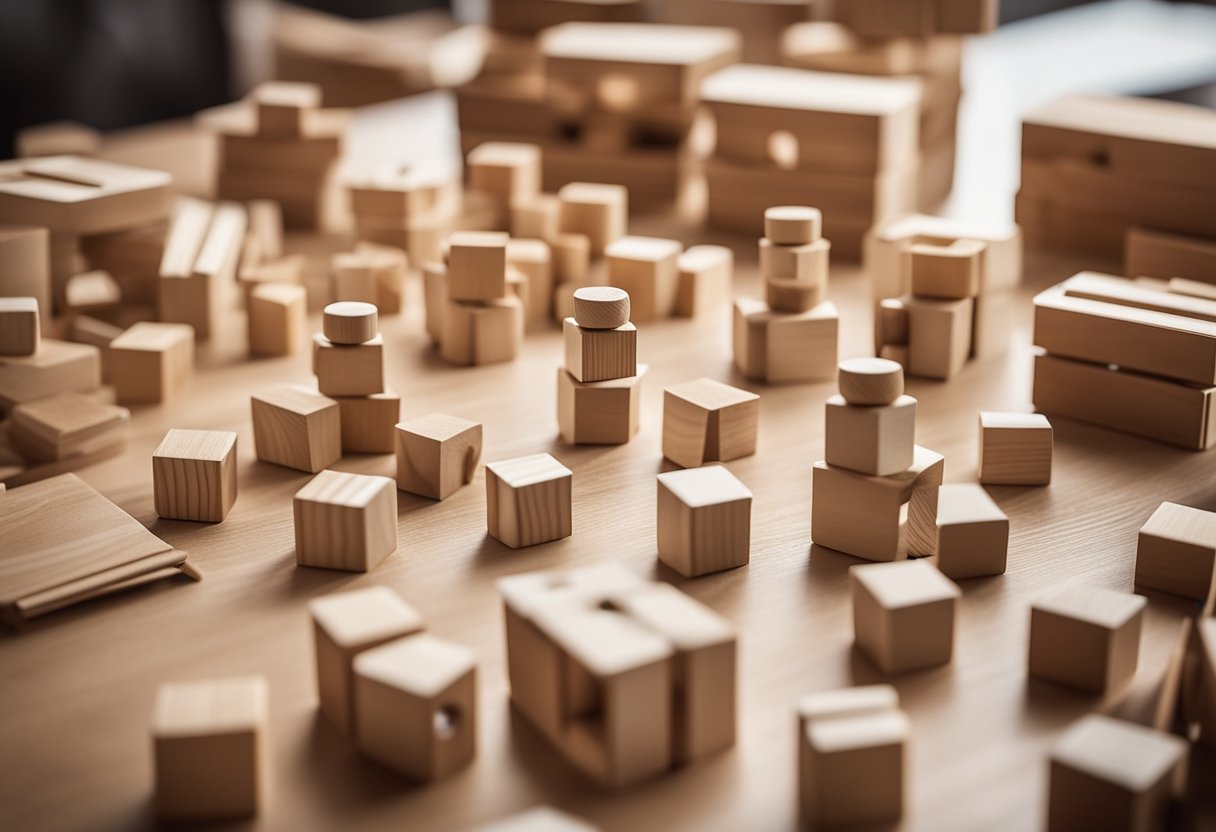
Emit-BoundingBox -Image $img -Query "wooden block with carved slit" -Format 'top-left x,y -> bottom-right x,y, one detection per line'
294,469 -> 397,572
248,283 -> 306,357
0,297 -> 40,356
851,560 -> 960,674
336,391 -> 400,454
486,453 -> 572,548
657,465 -> 752,577
662,378 -> 758,469
978,411 -> 1052,485
313,334 -> 384,397
153,429 -> 238,523
1134,501 -> 1216,602
558,182 -> 628,257
109,322 -> 194,404
250,384 -> 340,473
1028,585 -> 1145,693
395,413 -> 483,500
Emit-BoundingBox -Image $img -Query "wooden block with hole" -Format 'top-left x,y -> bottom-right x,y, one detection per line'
557,365 -> 647,445
9,392 -> 128,463
486,453 -> 572,548
313,334 -> 384,398
1134,502 -> 1216,602
656,465 -> 752,577
904,294 -> 973,379
563,318 -> 636,382
0,297 -> 39,356
353,633 -> 477,782
662,377 -> 758,469
851,559 -> 960,675
310,586 -> 424,737
294,469 -> 397,572
908,238 -> 984,299
109,322 -> 194,404
934,483 -> 1008,579
250,384 -> 340,473
335,391 -> 400,455
0,225 -> 51,323
253,81 -> 320,138
825,394 -> 916,477
152,429 -> 238,523
978,411 -> 1052,485
605,236 -> 681,322
248,282 -> 306,357
447,231 -> 509,302
1028,585 -> 1146,693
468,142 -> 541,210
395,413 -> 483,500
0,339 -> 100,411
153,676 -> 268,821
557,182 -> 628,257
676,245 -> 732,317
441,295 -> 524,366
733,298 -> 839,383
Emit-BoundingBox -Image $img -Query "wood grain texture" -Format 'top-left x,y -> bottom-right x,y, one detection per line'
152,429 -> 238,522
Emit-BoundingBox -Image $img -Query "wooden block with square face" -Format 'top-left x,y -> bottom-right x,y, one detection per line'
733,298 -> 839,383
675,245 -> 732,317
0,338 -> 100,411
510,193 -> 561,241
294,470 -> 398,572
486,453 -> 573,549
335,391 -> 400,455
825,394 -> 916,477
441,296 -> 524,366
1198,618 -> 1216,751
253,81 -> 321,137
1048,714 -> 1187,832
9,391 -> 128,463
851,560 -> 960,675
1134,502 -> 1216,602
353,634 -> 477,782
153,676 -> 268,821
447,231 -> 509,302
656,465 -> 752,577
468,142 -> 541,207
934,483 -> 1008,579
0,226 -> 51,323
248,282 -> 306,357
557,365 -> 646,445
313,334 -> 384,397
395,413 -> 483,500
0,297 -> 39,356
1028,585 -> 1146,694
551,232 -> 591,283
978,411 -> 1052,485
558,182 -> 628,257
662,377 -> 758,469
563,318 -> 637,382
905,294 -> 972,379
907,238 -> 984,299
109,322 -> 194,404
250,384 -> 341,473
606,236 -> 681,322
310,586 -> 424,737
152,429 -> 238,523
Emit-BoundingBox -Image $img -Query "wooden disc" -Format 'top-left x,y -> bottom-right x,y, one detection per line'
573,286 -> 630,329
838,357 -> 904,405
322,301 -> 379,344
764,206 -> 822,246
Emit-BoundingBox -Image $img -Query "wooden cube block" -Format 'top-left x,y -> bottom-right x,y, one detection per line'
486,453 -> 573,548
825,394 -> 916,477
109,322 -> 194,404
330,247 -> 406,313
0,338 -> 100,411
448,231 -> 509,301
336,391 -> 400,454
675,245 -> 732,318
313,334 -> 384,397
310,586 -> 424,736
153,429 -> 238,522
656,465 -> 752,577
322,301 -> 378,345
765,205 -> 822,246
1135,501 -> 1216,601
422,261 -> 447,345
251,384 -> 341,473
353,634 -> 477,781
0,297 -> 39,356
573,286 -> 630,329
662,377 -> 759,469
733,298 -> 839,383
563,318 -> 636,382
468,141 -> 541,206
510,193 -> 560,241
9,391 -> 128,463
606,236 -> 682,322
1028,585 -> 1146,693
978,411 -> 1053,485
905,294 -> 973,380
558,182 -> 628,256
759,237 -> 829,284
153,676 -> 267,820
294,470 -> 398,572
935,483 -> 1008,579
908,239 -> 985,299
551,232 -> 591,283
253,81 -> 320,137
1048,714 -> 1187,832
838,357 -> 904,406
248,282 -> 306,357
440,296 -> 524,366
395,413 -> 483,500
851,560 -> 960,674
557,366 -> 646,445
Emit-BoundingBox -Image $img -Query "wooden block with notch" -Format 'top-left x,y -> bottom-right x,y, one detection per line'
825,394 -> 916,477
558,182 -> 627,257
441,295 -> 524,367
0,297 -> 39,356
978,411 -> 1052,485
395,413 -> 483,500
662,377 -> 758,469
109,322 -> 194,404
935,483 -> 1008,579
335,391 -> 400,455
905,294 -> 972,379
563,317 -> 636,382
0,225 -> 51,324
557,365 -> 647,445
250,384 -> 340,473
253,81 -> 321,138
313,334 -> 384,397
656,465 -> 752,577
486,453 -> 572,549
676,245 -> 732,317
468,142 -> 542,209
851,559 -> 960,675
152,429 -> 238,523
0,338 -> 100,411
1028,585 -> 1145,694
248,282 -> 307,357
733,298 -> 839,384
606,236 -> 681,322
9,392 -> 128,464
1134,501 -> 1216,602
294,469 -> 397,572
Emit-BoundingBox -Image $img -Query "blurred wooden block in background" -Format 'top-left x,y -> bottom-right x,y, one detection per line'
313,333 -> 385,397
336,391 -> 399,455
0,225 -> 51,326
978,411 -> 1052,485
0,297 -> 40,356
1028,585 -> 1145,694
253,81 -> 321,138
448,231 -> 509,302
486,453 -> 572,548
473,805 -> 599,832
908,238 -> 984,299
248,282 -> 307,357
656,464 -> 752,577
606,236 -> 681,322
676,245 -> 732,318
824,394 -> 916,477
558,182 -> 628,257
16,120 -> 101,158
905,294 -> 972,380
395,413 -> 482,500
251,384 -> 340,473
934,483 -> 1008,579
152,429 -> 238,523
468,142 -> 542,209
109,322 -> 194,404
1126,226 -> 1216,283
662,377 -> 758,469
557,365 -> 645,445
294,469 -> 398,572
1134,501 -> 1216,602
851,559 -> 959,674
0,338 -> 100,411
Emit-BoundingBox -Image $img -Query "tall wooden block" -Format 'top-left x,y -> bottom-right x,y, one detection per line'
838,357 -> 904,406
0,225 -> 51,323
935,483 -> 1008,579
733,298 -> 839,383
557,366 -> 646,445
294,469 -> 398,572
905,294 -> 973,379
310,586 -> 424,737
978,411 -> 1053,485
152,429 -> 238,523
558,182 -> 628,256
109,322 -> 194,404
606,236 -> 681,322
486,453 -> 573,548
313,334 -> 385,397
675,245 -> 732,318
563,318 -> 636,382
0,339 -> 100,411
9,392 -> 128,463
468,142 -> 541,207
908,238 -> 984,299
395,413 -> 483,500
422,261 -> 447,345
153,677 -> 268,821
1134,502 -> 1216,602
662,377 -> 759,469
448,231 -> 509,301
248,282 -> 306,357
441,296 -> 524,366
250,384 -> 341,473
336,391 -> 400,454
851,560 -> 960,675
1028,585 -> 1146,693
876,297 -> 910,351
657,465 -> 752,577
0,297 -> 39,356
824,394 -> 916,477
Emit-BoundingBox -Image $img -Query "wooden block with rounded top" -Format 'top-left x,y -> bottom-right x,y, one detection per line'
447,231 -> 509,301
248,282 -> 306,357
978,411 -> 1053,485
1134,501 -> 1216,602
825,394 -> 916,476
0,338 -> 101,410
9,391 -> 128,463
294,470 -> 397,572
765,205 -> 822,245
563,318 -> 636,382
468,141 -> 541,206
313,334 -> 384,397
335,391 -> 400,454
606,236 -> 681,322
109,322 -> 194,404
251,384 -> 340,473
395,413 -> 483,500
486,453 -> 572,548
908,238 -> 985,299
153,429 -> 238,523
662,377 -> 759,469
935,483 -> 1008,579
851,560 -> 960,675
839,357 -> 904,405
676,244 -> 732,317
323,301 -> 378,344
310,586 -> 424,736
573,286 -> 631,329
440,296 -> 524,366
733,297 -> 839,383
558,182 -> 628,256
557,365 -> 646,445
353,633 -> 477,782
906,294 -> 973,380
0,297 -> 39,356
657,465 -> 752,577
1028,585 -> 1146,693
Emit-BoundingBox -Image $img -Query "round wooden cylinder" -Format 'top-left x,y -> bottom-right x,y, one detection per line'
764,206 -> 822,246
573,286 -> 630,329
323,301 -> 379,344
838,357 -> 904,406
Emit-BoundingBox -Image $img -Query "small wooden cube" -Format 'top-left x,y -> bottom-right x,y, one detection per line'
606,236 -> 682,322
9,392 -> 128,463
978,411 -> 1053,485
0,339 -> 101,411
395,413 -> 483,500
313,334 -> 384,397
0,297 -> 39,356
733,298 -> 839,383
551,232 -> 591,283
253,80 -> 320,137
1134,501 -> 1216,601
486,453 -> 573,548
573,286 -> 630,329
558,182 -> 628,256
905,295 -> 973,380
825,394 -> 916,477
908,238 -> 985,299
510,194 -> 560,241
1048,714 -> 1187,832
838,357 -> 904,406
448,231 -> 509,301
294,469 -> 398,572
851,560 -> 960,674
657,465 -> 753,578
662,377 -> 759,469
1028,585 -> 1146,693
322,301 -> 378,345
109,322 -> 194,404
765,205 -> 822,246
336,391 -> 400,454
153,429 -> 238,522
563,318 -> 636,382
310,586 -> 424,736
557,366 -> 646,445
468,141 -> 541,206
675,245 -> 732,318
248,282 -> 306,357
153,676 -> 268,820
935,483 -> 1008,579
251,384 -> 341,473
353,634 -> 477,782
440,296 -> 524,366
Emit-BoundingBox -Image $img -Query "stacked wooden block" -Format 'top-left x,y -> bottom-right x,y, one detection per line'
315,302 -> 399,455
432,231 -> 524,366
329,243 -> 408,317
251,384 -> 341,474
1032,272 -> 1216,449
498,562 -> 736,787
348,165 -> 459,265
158,197 -> 247,341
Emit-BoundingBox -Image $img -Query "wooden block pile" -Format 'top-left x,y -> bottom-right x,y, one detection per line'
498,562 -> 736,787
851,559 -> 960,674
329,242 -> 408,317
436,231 -> 525,366
158,197 -> 247,341
1031,272 -> 1216,449
315,302 -> 399,454
348,165 -> 460,265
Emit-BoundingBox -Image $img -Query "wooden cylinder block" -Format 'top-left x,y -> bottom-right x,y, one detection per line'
323,301 -> 379,345
764,206 -> 822,246
573,286 -> 631,329
838,358 -> 904,406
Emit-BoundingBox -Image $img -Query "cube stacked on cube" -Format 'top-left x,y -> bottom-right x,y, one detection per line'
656,464 -> 753,578
315,301 -> 398,454
439,231 -> 524,366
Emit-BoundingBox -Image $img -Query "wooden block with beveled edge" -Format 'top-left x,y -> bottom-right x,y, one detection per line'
0,297 -> 39,356
676,245 -> 732,318
662,377 -> 758,469
109,322 -> 194,404
9,392 -> 128,463
557,366 -> 646,445
441,296 -> 524,366
558,182 -> 628,257
563,318 -> 636,382
934,483 -> 1008,579
251,384 -> 340,473
248,282 -> 306,357
395,413 -> 483,500
908,238 -> 984,299
486,453 -> 572,548
313,333 -> 384,397
1134,501 -> 1216,602
294,469 -> 398,572
851,559 -> 960,675
657,465 -> 752,577
824,394 -> 916,477
905,294 -> 973,380
336,391 -> 400,454
978,411 -> 1053,485
606,236 -> 682,322
153,429 -> 238,522
310,586 -> 424,737
0,338 -> 101,411
1028,585 -> 1146,693
447,231 -> 509,301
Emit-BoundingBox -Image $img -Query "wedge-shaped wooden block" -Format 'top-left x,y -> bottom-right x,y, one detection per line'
0,297 -> 39,356
1048,714 -> 1187,832
662,377 -> 758,469
573,286 -> 630,330
468,142 -> 541,206
563,317 -> 636,382
253,80 -> 320,137
336,391 -> 399,455
905,294 -> 972,380
935,483 -> 1008,579
9,392 -> 128,463
675,245 -> 732,318
978,411 -> 1053,486
558,182 -> 627,257
606,236 -> 682,322
153,429 -> 238,523
153,676 -> 268,821
657,465 -> 752,577
313,333 -> 384,397
251,384 -> 341,473
310,587 -> 424,737
248,282 -> 307,357
0,338 -> 100,411
908,238 -> 984,299
557,366 -> 646,445
825,394 -> 916,477
441,296 -> 524,366
851,560 -> 960,675
353,634 -> 477,782
294,469 -> 397,572
838,357 -> 904,406
733,298 -> 839,383
1028,585 -> 1146,693
1134,502 -> 1216,601
486,453 -> 572,548
109,322 -> 194,404
395,413 -> 482,500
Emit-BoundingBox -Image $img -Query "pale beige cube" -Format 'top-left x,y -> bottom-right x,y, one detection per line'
606,236 -> 682,322
675,245 -> 732,318
905,294 -> 973,380
251,384 -> 341,473
1134,501 -> 1216,601
248,282 -> 306,357
657,465 -> 752,577
662,377 -> 759,469
851,560 -> 960,674
441,296 -> 524,366
153,429 -> 238,523
313,333 -> 385,397
468,141 -> 541,205
510,194 -> 560,241
551,232 -> 591,283
294,470 -> 398,572
557,366 -> 646,445
335,391 -> 400,454
935,483 -> 1009,579
563,318 -> 636,382
447,231 -> 509,301
907,238 -> 985,299
486,453 -> 572,548
507,238 -> 553,326
558,182 -> 628,256
109,322 -> 194,404
253,81 -> 320,137
733,298 -> 839,383
825,394 -> 916,476
1029,585 -> 1145,694
395,413 -> 483,500
978,411 -> 1053,485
